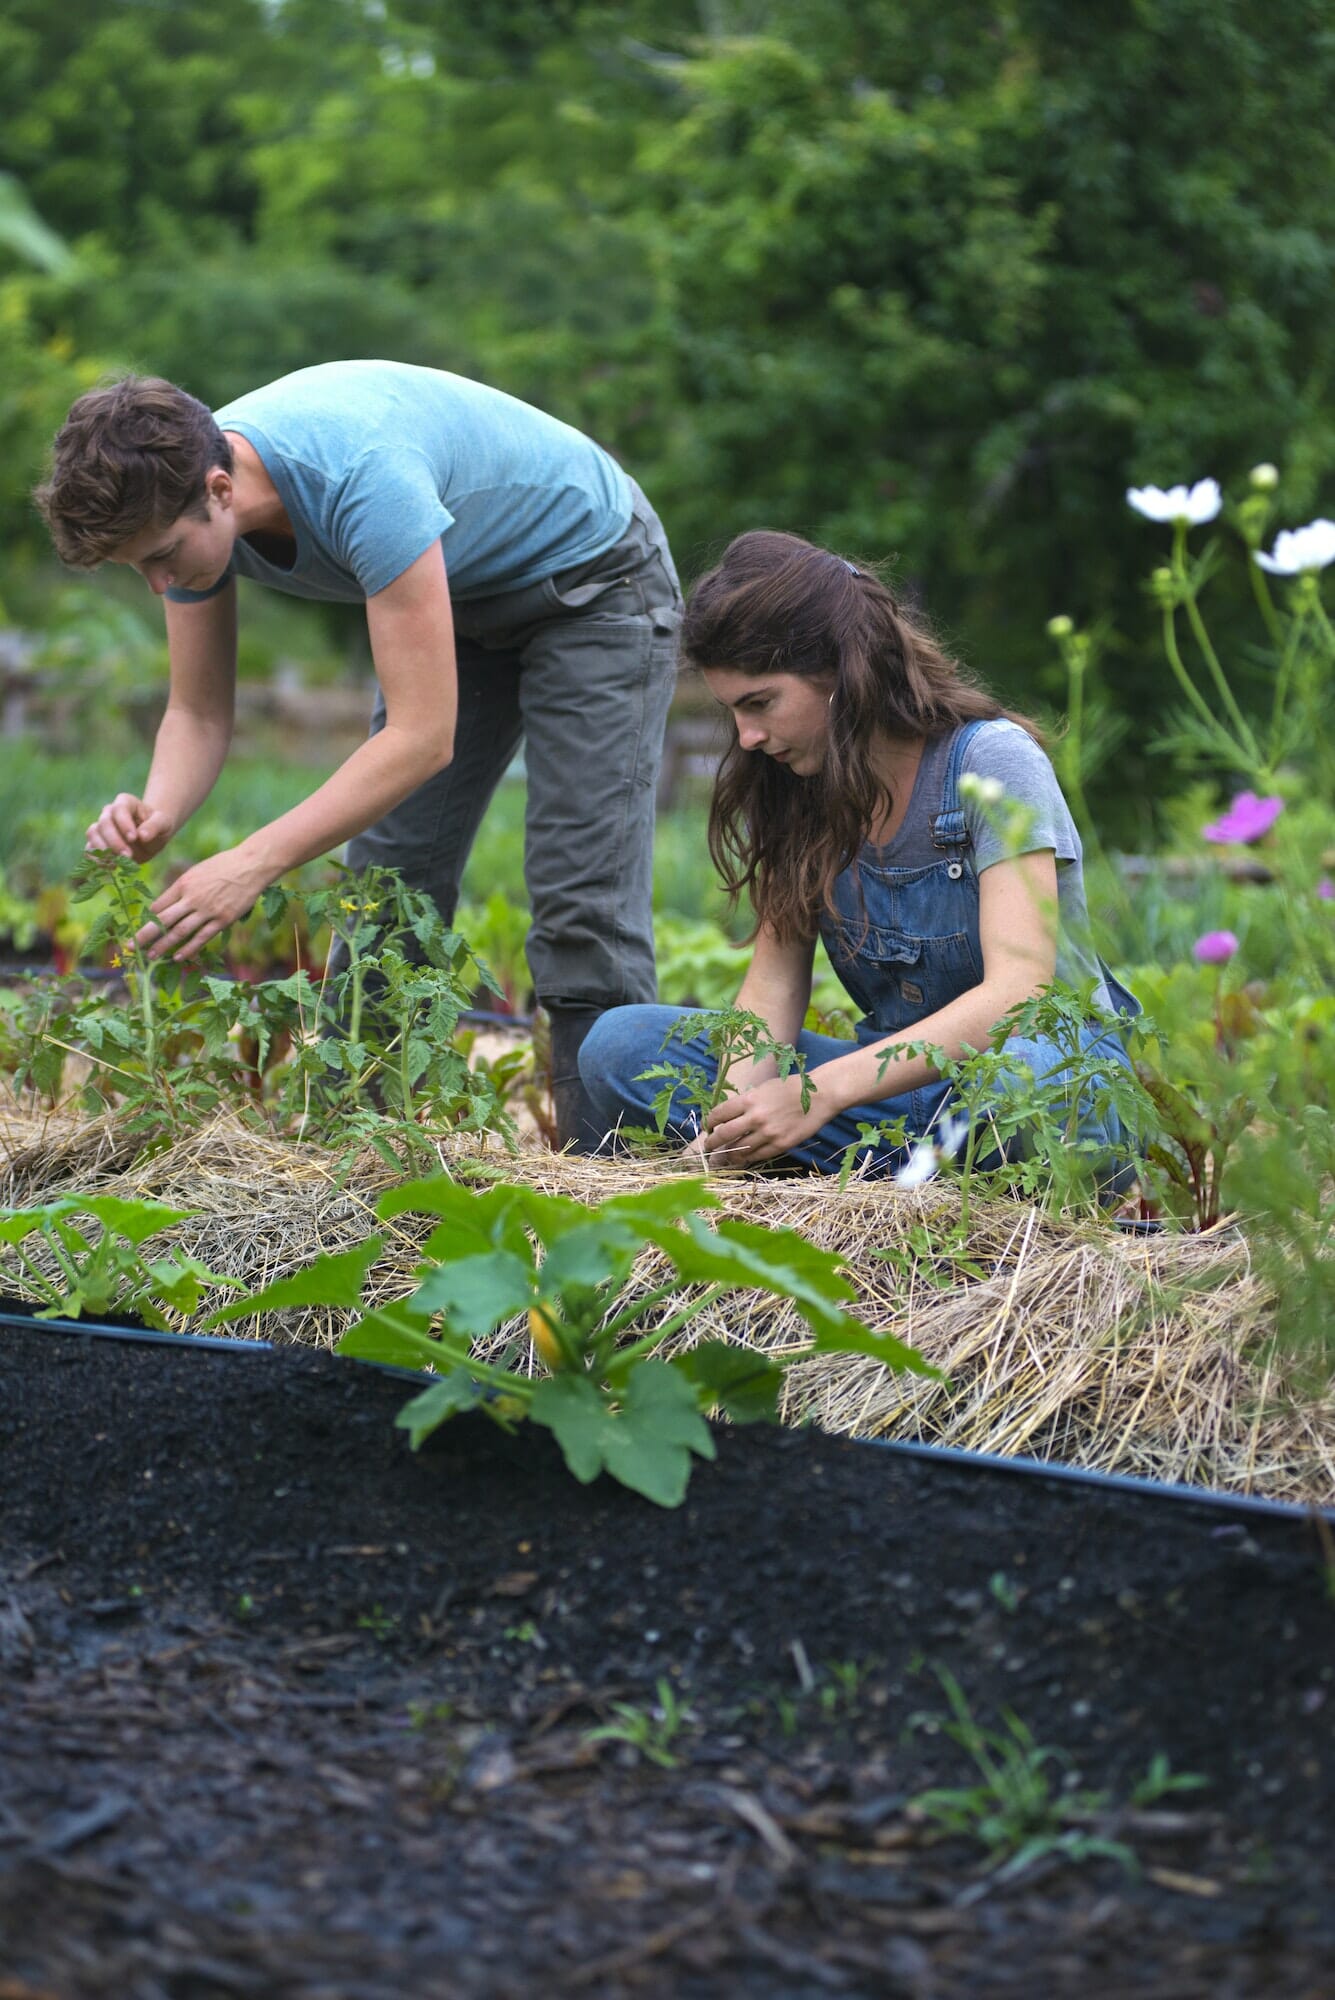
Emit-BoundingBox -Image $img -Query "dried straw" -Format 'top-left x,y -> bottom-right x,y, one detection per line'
2,1106 -> 1330,1506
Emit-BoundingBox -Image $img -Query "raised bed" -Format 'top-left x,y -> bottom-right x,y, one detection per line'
2,1319 -> 1332,1998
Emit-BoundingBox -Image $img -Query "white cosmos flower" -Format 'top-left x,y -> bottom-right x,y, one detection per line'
959,772 -> 1004,806
894,1140 -> 939,1189
893,1112 -> 970,1190
1254,519 -> 1335,575
937,1112 -> 970,1159
1126,479 -> 1221,526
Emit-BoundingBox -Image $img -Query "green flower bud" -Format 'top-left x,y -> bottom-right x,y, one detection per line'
1046,614 -> 1075,640
1248,463 -> 1279,491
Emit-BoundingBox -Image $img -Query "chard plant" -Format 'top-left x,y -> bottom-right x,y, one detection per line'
0,1193 -> 239,1328
207,1174 -> 938,1508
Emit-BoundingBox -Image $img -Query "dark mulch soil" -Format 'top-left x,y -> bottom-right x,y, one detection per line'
2,1325 -> 1332,1999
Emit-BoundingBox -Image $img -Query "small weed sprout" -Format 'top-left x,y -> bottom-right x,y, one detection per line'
1128,1753 -> 1210,1809
907,1667 -> 1135,1882
585,1678 -> 691,1769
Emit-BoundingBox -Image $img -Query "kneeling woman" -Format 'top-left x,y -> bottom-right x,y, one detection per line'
580,531 -> 1139,1183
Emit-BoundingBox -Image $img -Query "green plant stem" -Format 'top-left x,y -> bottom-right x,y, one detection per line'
1175,556 -> 1261,763
1268,602 -> 1308,753
411,1328 -> 539,1403
1247,556 -> 1284,647
398,1011 -> 415,1122
346,938 -> 364,1104
956,1098 -> 981,1237
9,1241 -> 62,1304
595,1279 -> 693,1345
603,1282 -> 729,1370
40,1230 -> 87,1297
1310,592 -> 1335,657
1159,604 -> 1228,741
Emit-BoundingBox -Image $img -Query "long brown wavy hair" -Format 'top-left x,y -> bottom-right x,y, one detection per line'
687,531 -> 1044,941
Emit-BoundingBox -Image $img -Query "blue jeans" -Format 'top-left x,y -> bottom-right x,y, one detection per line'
579,1003 -> 1139,1188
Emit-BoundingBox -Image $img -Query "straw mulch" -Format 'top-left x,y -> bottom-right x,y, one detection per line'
2,1104 -> 1331,1508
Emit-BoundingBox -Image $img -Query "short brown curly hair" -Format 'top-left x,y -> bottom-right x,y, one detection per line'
33,375 -> 233,568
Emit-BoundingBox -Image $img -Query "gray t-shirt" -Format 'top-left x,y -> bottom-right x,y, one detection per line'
878,718 -> 1111,1007
167,360 -> 632,607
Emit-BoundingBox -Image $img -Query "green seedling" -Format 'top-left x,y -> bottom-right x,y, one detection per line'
1128,1753 -> 1210,1809
19,854 -> 516,1170
406,1700 -> 456,1732
356,1603 -> 399,1641
0,1192 -> 240,1329
636,1004 -> 813,1146
988,1572 -> 1022,1613
585,1679 -> 690,1769
907,1667 -> 1134,1882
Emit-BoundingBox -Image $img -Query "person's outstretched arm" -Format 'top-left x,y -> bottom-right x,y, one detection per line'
85,584 -> 239,863
133,542 -> 457,960
703,848 -> 1059,1166
726,922 -> 817,1089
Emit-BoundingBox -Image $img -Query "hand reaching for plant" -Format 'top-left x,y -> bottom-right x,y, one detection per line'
86,791 -> 176,863
137,846 -> 271,961
702,1071 -> 826,1166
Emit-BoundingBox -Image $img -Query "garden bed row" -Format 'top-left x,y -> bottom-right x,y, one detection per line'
2,1318 -> 1333,1998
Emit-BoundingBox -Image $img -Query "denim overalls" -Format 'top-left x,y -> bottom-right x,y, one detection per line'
580,721 -> 1141,1182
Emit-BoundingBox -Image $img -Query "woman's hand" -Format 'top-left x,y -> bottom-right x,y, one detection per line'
86,793 -> 176,863
702,1072 -> 827,1168
135,846 -> 270,961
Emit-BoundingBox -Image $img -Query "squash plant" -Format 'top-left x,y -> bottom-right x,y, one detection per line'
208,1175 -> 938,1507
0,1193 -> 239,1328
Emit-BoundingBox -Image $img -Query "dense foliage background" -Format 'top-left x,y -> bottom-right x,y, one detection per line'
3,0 -> 1333,829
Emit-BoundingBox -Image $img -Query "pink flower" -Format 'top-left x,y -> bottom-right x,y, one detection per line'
1202,792 -> 1283,844
1319,878 -> 1335,902
1193,930 -> 1239,965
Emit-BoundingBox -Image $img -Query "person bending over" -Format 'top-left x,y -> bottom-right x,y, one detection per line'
34,362 -> 683,1150
579,530 -> 1140,1185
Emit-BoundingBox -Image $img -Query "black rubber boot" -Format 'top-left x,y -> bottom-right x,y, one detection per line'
547,1003 -> 608,1155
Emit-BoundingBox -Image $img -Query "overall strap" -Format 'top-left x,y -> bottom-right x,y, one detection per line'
930,718 -> 990,852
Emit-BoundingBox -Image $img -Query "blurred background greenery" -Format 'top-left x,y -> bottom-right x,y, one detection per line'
3,0 -> 1334,849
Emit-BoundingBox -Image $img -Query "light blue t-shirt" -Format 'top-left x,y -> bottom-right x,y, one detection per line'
167,360 -> 632,606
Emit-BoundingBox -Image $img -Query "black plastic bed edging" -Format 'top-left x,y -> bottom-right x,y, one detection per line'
6,1307 -> 1333,1529
0,1299 -> 275,1353
864,1432 -> 1335,1525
